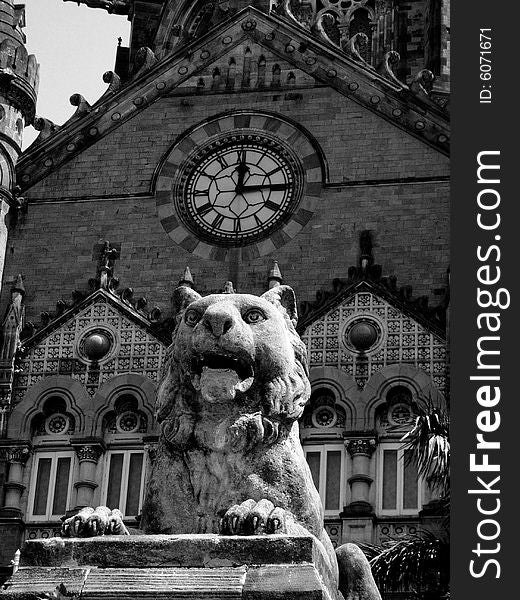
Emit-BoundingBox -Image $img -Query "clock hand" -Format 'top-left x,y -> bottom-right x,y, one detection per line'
240,183 -> 290,192
235,148 -> 249,191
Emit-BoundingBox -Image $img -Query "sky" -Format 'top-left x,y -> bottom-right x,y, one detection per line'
22,0 -> 131,147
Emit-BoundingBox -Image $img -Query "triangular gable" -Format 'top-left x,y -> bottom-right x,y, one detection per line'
300,281 -> 447,391
13,290 -> 168,404
18,6 -> 449,193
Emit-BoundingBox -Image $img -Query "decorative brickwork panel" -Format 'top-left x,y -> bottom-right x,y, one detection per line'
25,526 -> 62,540
324,520 -> 342,548
13,298 -> 167,402
302,291 -> 446,389
376,520 -> 421,543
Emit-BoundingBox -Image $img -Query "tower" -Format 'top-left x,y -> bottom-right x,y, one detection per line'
0,1 -> 38,285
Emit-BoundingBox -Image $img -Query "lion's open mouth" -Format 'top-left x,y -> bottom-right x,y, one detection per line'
192,353 -> 254,380
191,353 -> 255,402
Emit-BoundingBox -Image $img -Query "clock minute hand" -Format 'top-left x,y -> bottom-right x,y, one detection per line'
241,183 -> 290,192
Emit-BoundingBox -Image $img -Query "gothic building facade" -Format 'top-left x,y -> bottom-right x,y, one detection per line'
0,0 -> 450,583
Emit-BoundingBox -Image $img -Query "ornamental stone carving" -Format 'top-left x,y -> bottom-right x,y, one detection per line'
346,438 -> 376,457
0,444 -> 31,464
73,443 -> 104,464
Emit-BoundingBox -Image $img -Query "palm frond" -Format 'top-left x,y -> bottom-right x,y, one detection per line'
369,533 -> 450,593
402,401 -> 450,499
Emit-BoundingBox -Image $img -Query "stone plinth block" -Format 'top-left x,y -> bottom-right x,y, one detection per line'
0,535 -> 340,600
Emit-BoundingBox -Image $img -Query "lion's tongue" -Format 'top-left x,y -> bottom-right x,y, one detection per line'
193,367 -> 254,402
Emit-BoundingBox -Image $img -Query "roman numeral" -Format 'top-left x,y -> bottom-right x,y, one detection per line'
216,155 -> 228,169
196,202 -> 212,216
265,200 -> 280,211
194,189 -> 208,196
234,219 -> 242,233
212,214 -> 225,229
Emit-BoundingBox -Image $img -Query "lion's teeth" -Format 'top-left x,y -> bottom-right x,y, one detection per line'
235,376 -> 254,393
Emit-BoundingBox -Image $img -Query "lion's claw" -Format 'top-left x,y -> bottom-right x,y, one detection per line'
220,499 -> 287,535
61,506 -> 129,538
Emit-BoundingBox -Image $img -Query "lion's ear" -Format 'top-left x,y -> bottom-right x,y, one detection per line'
261,285 -> 298,326
172,286 -> 202,317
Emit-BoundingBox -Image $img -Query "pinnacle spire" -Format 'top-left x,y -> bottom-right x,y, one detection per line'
267,261 -> 283,289
179,266 -> 194,288
11,273 -> 24,296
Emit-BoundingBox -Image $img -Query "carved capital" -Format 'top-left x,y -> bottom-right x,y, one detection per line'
0,444 -> 32,464
346,438 -> 376,457
74,444 -> 104,463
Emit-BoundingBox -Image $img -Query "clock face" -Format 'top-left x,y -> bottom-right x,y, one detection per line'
181,136 -> 300,246
155,112 -> 323,261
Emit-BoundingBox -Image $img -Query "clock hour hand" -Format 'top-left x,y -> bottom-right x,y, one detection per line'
235,149 -> 249,192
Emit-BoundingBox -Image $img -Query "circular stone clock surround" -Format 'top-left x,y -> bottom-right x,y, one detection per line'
155,112 -> 324,262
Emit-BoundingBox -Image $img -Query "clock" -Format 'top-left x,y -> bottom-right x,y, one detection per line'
180,134 -> 303,246
155,112 -> 323,261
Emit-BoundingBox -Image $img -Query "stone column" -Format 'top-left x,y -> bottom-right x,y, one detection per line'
346,438 -> 376,512
71,440 -> 105,509
0,443 -> 31,513
0,442 -> 31,572
338,438 -> 376,545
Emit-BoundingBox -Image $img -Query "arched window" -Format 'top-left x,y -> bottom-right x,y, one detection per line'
100,393 -> 149,519
376,385 -> 423,515
31,396 -> 75,438
302,387 -> 348,515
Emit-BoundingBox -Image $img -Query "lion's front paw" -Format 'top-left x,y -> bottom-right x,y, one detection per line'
61,506 -> 130,537
220,499 -> 289,535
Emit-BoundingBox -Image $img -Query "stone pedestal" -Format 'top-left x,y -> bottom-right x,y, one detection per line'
0,534 -> 341,600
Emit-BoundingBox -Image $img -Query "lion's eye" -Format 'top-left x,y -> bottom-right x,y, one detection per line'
184,309 -> 201,327
243,309 -> 266,324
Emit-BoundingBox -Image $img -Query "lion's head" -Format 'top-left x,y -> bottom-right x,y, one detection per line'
156,285 -> 310,451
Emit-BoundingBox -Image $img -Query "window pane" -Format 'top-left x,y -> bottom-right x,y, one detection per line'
106,454 -> 124,510
306,452 -> 321,491
382,450 -> 397,510
325,451 -> 341,511
125,453 -> 144,516
403,450 -> 419,510
33,458 -> 51,515
52,457 -> 71,515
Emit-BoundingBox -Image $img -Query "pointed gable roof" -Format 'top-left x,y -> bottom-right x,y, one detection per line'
21,287 -> 168,351
18,6 -> 449,193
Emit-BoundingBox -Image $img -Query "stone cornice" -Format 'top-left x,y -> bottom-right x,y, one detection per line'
17,7 -> 449,193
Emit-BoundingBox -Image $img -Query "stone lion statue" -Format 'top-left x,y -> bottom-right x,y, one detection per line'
62,284 -> 380,600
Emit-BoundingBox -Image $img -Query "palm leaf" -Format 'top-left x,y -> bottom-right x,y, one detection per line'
368,532 -> 450,594
401,401 -> 450,500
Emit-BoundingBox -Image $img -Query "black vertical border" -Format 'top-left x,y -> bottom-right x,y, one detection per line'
451,1 -> 518,598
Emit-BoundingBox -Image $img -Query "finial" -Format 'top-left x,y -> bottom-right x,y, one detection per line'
118,37 -> 122,47
179,266 -> 194,288
223,281 -> 235,294
11,274 -> 25,296
359,231 -> 373,273
10,549 -> 20,575
267,261 -> 283,289
97,241 -> 119,290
